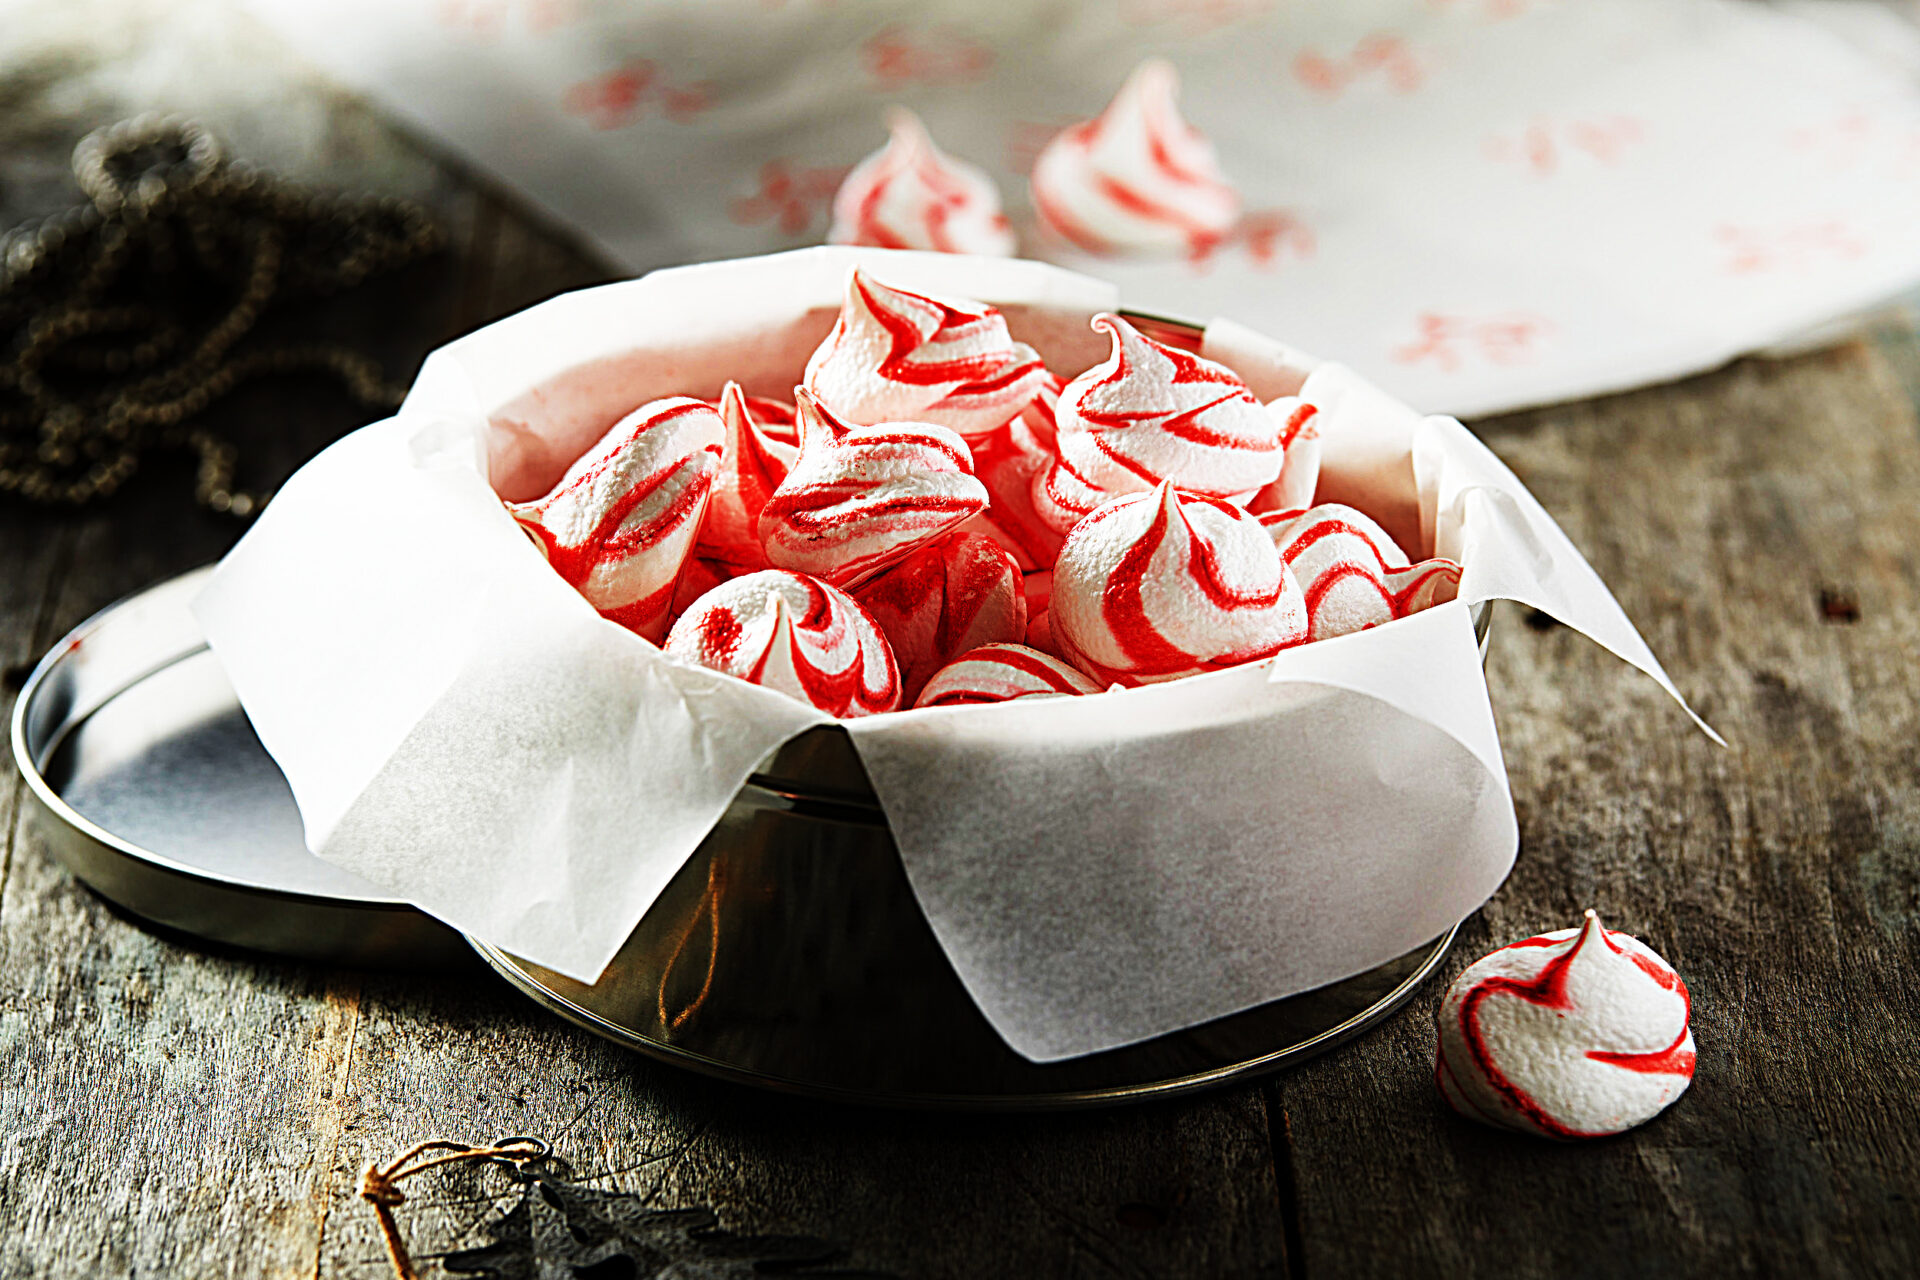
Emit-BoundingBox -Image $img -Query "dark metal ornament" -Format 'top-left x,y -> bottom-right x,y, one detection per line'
443,1168 -> 900,1280
0,114 -> 442,514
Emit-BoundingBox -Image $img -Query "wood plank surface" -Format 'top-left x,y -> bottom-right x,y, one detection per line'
3,4 -> 1920,1278
1278,330 -> 1920,1278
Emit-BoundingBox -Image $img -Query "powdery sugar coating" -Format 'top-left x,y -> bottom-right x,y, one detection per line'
510,396 -> 724,643
852,532 -> 1027,701
758,389 -> 988,589
1030,58 -> 1241,258
1261,503 -> 1462,640
1436,912 -> 1696,1140
696,382 -> 799,573
1052,483 -> 1307,686
665,569 -> 900,717
828,108 -> 1017,257
915,642 -> 1103,708
803,268 -> 1048,440
954,373 -> 1067,571
1034,314 -> 1283,533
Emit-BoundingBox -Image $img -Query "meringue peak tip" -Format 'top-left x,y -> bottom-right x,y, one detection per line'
1121,57 -> 1181,101
883,105 -> 933,147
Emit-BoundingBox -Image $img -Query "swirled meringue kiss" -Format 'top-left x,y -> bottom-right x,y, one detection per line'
510,396 -> 724,643
666,570 -> 900,717
803,267 -> 1048,440
1034,313 -> 1293,533
1436,911 -> 1696,1140
1030,58 -> 1241,258
915,643 -> 1103,708
693,381 -> 799,574
829,108 -> 1017,257
1261,503 -> 1463,642
757,388 -> 988,588
1051,483 -> 1307,685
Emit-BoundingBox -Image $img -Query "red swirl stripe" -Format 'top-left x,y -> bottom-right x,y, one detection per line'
915,643 -> 1101,707
848,272 -> 1033,389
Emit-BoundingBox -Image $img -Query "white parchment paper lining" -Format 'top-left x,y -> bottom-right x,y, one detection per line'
195,247 -> 1712,1063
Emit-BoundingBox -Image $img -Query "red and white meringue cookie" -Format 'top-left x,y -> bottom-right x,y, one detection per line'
803,268 -> 1048,441
696,382 -> 800,573
829,108 -> 1017,257
852,532 -> 1026,701
1034,314 -> 1285,533
954,374 -> 1067,571
1261,503 -> 1462,641
1030,58 -> 1241,259
1051,483 -> 1307,686
665,569 -> 900,717
510,396 -> 724,643
915,643 -> 1102,708
758,389 -> 988,589
1436,911 -> 1697,1140
730,390 -> 799,446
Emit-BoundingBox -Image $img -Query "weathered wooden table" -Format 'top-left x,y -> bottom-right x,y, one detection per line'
3,8 -> 1919,1277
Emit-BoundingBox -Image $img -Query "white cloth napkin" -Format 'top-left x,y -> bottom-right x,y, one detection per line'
238,0 -> 1920,416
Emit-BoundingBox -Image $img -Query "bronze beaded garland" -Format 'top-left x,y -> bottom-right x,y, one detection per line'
0,115 -> 443,516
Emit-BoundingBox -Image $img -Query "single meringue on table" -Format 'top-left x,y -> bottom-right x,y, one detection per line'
1050,482 -> 1307,686
1033,313 -> 1293,534
915,642 -> 1103,708
508,396 -> 724,643
803,268 -> 1048,441
1259,503 -> 1463,642
829,108 -> 1017,257
852,531 -> 1026,702
758,389 -> 988,589
1436,911 -> 1697,1140
665,569 -> 901,717
1030,58 -> 1241,259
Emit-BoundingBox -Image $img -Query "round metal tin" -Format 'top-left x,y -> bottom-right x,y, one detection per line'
11,302 -> 1489,1105
10,567 -> 470,968
472,923 -> 1457,1111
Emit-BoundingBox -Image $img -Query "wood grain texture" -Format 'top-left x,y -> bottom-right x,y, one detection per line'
1277,333 -> 1920,1278
5,3 -> 1920,1278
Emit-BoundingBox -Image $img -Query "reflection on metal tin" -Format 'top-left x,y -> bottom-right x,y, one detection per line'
10,567 -> 470,969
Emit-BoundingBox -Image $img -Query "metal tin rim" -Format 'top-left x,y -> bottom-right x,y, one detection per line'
9,569 -> 433,921
466,924 -> 1457,1111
